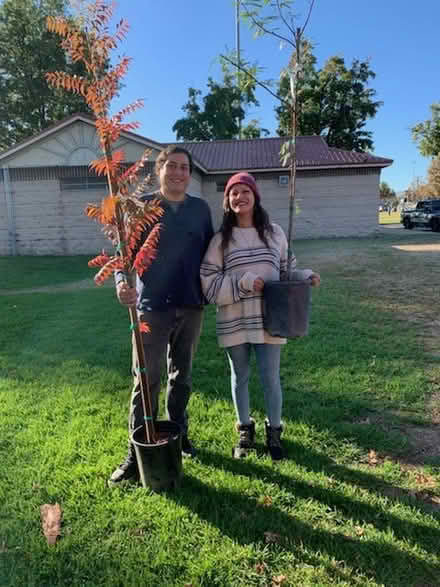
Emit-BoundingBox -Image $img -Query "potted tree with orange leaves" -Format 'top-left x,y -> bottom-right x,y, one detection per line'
46,0 -> 182,490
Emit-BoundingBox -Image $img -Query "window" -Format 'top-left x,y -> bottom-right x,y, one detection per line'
60,176 -> 108,191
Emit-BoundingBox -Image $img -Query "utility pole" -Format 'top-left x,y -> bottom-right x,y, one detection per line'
236,0 -> 242,139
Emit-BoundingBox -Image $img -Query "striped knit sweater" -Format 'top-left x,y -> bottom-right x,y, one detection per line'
200,223 -> 312,348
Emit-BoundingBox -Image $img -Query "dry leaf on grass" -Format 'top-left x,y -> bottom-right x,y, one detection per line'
413,472 -> 437,489
367,449 -> 380,466
40,503 -> 62,546
259,495 -> 273,507
255,562 -> 268,574
264,531 -> 282,544
272,574 -> 287,586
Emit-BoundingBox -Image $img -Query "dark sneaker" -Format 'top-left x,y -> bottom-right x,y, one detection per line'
233,419 -> 256,459
108,456 -> 138,487
181,435 -> 197,458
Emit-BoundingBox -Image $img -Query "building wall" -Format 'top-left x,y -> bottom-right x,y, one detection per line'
1,178 -> 109,255
0,167 -> 114,255
1,163 -> 381,256
0,164 -> 206,256
202,168 -> 381,238
0,174 -> 9,255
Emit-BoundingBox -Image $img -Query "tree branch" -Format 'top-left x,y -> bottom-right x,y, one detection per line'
300,0 -> 316,35
220,53 -> 287,105
276,0 -> 295,38
241,1 -> 295,49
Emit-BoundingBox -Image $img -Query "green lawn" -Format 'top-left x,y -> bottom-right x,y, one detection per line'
379,210 -> 401,224
0,255 -> 95,290
1,233 -> 440,586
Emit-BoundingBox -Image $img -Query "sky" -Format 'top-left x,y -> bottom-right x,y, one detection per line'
108,0 -> 440,193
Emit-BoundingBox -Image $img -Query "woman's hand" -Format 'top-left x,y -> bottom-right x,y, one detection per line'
116,282 -> 137,307
253,277 -> 265,292
309,273 -> 321,287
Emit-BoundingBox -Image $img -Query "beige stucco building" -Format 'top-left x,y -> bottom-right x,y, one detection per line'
0,114 -> 392,255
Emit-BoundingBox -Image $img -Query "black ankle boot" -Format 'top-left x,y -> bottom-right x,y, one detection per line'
108,445 -> 139,487
265,419 -> 284,461
233,418 -> 256,459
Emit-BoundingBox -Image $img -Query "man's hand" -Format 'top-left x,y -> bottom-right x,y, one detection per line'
253,277 -> 265,292
309,273 -> 321,287
116,282 -> 137,307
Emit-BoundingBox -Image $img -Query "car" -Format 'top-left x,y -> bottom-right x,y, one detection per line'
400,199 -> 440,232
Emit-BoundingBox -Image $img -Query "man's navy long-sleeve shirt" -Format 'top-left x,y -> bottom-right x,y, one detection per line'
116,193 -> 214,311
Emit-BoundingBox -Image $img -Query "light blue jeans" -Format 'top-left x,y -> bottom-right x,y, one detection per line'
225,343 -> 283,428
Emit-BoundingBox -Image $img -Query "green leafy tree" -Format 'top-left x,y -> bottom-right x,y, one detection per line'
0,0 -> 91,151
427,156 -> 440,194
411,103 -> 440,158
241,119 -> 269,139
379,181 -> 396,200
276,48 -> 382,151
379,181 -> 396,203
172,66 -> 264,141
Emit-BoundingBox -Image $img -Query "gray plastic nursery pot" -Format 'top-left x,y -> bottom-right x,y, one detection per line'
131,421 -> 182,491
263,280 -> 311,338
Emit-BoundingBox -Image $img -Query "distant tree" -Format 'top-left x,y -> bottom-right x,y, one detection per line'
241,119 -> 269,139
411,103 -> 440,158
172,66 -> 263,141
379,181 -> 396,200
405,178 -> 432,202
0,0 -> 91,151
404,157 -> 440,202
276,48 -> 382,151
427,156 -> 440,194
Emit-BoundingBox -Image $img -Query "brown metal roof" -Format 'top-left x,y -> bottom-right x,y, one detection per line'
0,113 -> 393,174
180,135 -> 393,172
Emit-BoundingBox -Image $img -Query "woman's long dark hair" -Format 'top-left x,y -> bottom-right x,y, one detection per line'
220,187 -> 273,251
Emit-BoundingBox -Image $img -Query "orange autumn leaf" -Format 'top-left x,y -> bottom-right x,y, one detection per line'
139,321 -> 150,333
88,249 -> 110,267
85,195 -> 118,225
94,256 -> 124,285
101,195 -> 117,223
133,224 -> 161,277
90,150 -> 125,178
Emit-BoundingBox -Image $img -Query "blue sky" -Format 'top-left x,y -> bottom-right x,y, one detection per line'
110,0 -> 440,192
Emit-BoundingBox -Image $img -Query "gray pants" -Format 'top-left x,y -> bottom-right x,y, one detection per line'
129,307 -> 203,439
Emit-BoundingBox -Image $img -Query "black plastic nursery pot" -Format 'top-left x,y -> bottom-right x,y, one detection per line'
263,280 -> 311,338
131,420 -> 182,491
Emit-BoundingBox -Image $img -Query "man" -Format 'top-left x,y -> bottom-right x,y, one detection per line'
109,145 -> 214,486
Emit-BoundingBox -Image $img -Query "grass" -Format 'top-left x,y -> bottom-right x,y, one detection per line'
0,255 -> 95,290
379,211 -> 401,224
1,231 -> 440,586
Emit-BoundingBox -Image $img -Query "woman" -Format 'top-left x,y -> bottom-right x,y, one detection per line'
201,172 -> 320,461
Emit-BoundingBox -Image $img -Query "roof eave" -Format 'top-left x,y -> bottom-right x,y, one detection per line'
203,161 -> 393,174
0,113 -> 164,164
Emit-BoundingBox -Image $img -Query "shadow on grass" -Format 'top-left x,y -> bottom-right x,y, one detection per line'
168,449 -> 440,586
